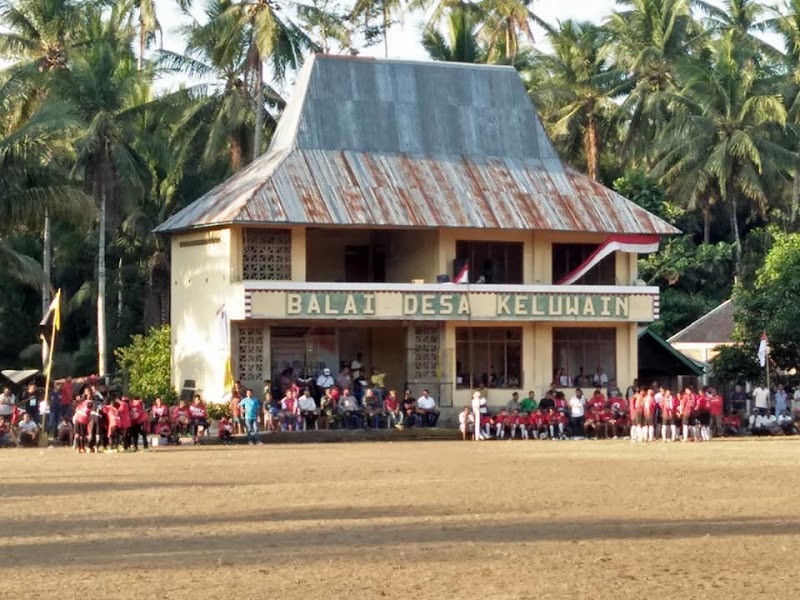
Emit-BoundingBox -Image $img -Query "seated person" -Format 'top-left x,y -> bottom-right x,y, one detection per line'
369,367 -> 386,401
156,416 -> 178,445
549,408 -> 568,440
339,388 -> 362,429
0,416 -> 16,447
520,391 -> 537,414
318,389 -> 336,430
749,410 -> 781,435
263,393 -> 281,432
57,417 -> 73,447
384,389 -> 402,429
171,400 -> 191,436
416,389 -> 439,427
218,416 -> 234,444
150,397 -> 170,432
493,409 -> 510,439
777,409 -> 796,435
509,409 -> 527,440
17,413 -> 40,447
189,395 -> 209,444
362,388 -> 382,429
402,390 -> 417,429
721,412 -> 742,436
528,408 -> 546,440
297,389 -> 318,431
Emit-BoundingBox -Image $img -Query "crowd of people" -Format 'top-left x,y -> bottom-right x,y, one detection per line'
458,381 -> 800,442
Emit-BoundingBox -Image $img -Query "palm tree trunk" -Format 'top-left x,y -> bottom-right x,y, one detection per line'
42,209 -> 51,315
138,21 -> 146,70
382,0 -> 389,58
117,255 -> 123,329
730,195 -> 742,276
98,184 -> 107,377
253,57 -> 264,161
586,116 -> 598,181
703,206 -> 711,244
792,163 -> 800,224
230,135 -> 243,172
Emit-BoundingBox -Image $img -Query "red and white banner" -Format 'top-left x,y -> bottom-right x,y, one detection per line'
556,234 -> 660,285
453,263 -> 470,284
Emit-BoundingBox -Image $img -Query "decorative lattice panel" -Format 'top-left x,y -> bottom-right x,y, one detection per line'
238,327 -> 265,381
413,327 -> 440,380
242,229 -> 291,280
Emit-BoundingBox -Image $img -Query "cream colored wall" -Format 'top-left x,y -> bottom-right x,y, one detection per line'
305,229 -> 372,282
171,228 -> 235,402
389,230 -> 439,283
369,327 -> 407,391
446,321 -> 636,408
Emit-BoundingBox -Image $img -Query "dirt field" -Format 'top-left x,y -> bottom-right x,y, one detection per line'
2,439 -> 799,599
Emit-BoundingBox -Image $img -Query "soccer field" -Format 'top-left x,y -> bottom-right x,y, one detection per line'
2,439 -> 799,599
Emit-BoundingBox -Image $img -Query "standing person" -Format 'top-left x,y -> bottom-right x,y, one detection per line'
118,397 -> 132,450
129,397 -> 149,451
238,389 -> 261,445
103,400 -> 121,451
568,388 -> 586,440
72,397 -> 91,453
20,382 -> 39,424
643,389 -> 656,443
661,389 -> 675,442
60,377 -> 74,421
630,389 -> 643,442
709,389 -> 724,438
752,383 -> 770,417
0,387 -> 15,423
774,385 -> 788,418
369,367 -> 386,401
679,387 -> 695,442
471,391 -> 483,441
230,381 -> 243,435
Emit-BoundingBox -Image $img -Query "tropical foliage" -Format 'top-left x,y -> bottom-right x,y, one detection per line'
1,0 -> 800,380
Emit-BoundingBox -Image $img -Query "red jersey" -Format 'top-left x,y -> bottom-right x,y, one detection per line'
514,414 -> 526,426
679,393 -> 695,416
588,407 -> 604,422
554,397 -> 567,411
610,397 -> 627,414
218,418 -> 233,436
630,394 -> 642,416
540,412 -> 551,426
589,394 -> 606,412
73,400 -> 91,426
157,422 -> 172,436
151,404 -> 169,421
118,401 -> 131,428
384,395 -> 400,411
661,394 -> 675,417
695,394 -> 709,411
493,412 -> 508,426
60,382 -> 74,406
281,396 -> 298,414
103,404 -> 120,429
709,395 -> 723,416
643,393 -> 655,417
189,404 -> 208,420
173,406 -> 191,424
552,411 -> 568,425
599,408 -> 614,423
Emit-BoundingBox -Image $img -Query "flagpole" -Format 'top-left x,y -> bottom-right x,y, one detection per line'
40,314 -> 57,448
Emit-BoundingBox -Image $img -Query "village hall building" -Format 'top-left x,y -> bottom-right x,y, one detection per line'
155,55 -> 678,410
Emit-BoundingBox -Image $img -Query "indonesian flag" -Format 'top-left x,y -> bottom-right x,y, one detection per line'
758,332 -> 768,368
556,234 -> 661,285
454,263 -> 469,284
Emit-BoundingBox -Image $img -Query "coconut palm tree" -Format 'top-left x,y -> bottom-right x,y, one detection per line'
604,0 -> 702,165
217,0 -> 315,160
478,0 -> 539,64
652,31 -> 796,275
350,0 -> 404,57
421,2 -> 485,63
297,0 -> 351,54
532,20 -> 625,181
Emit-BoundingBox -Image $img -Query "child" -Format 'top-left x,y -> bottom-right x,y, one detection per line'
494,409 -> 509,439
280,389 -> 300,432
458,406 -> 472,441
103,400 -> 121,451
57,417 -> 73,447
384,389 -> 402,430
189,395 -> 209,445
72,400 -> 91,453
549,408 -> 567,440
156,416 -> 175,445
172,400 -> 191,437
512,410 -> 528,440
218,416 -> 234,444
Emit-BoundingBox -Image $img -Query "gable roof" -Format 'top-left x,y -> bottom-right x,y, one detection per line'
638,327 -> 705,376
667,299 -> 735,345
155,55 -> 680,235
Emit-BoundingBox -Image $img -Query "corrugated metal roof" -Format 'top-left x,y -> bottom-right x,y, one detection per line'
156,55 -> 679,235
668,300 -> 735,344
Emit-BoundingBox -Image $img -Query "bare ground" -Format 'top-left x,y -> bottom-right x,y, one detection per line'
2,439 -> 799,599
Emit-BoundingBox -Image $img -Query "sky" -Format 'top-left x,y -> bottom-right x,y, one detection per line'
154,0 -> 784,95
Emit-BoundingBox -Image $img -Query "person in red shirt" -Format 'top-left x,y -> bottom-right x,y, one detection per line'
679,388 -> 696,442
150,397 -> 169,431
72,398 -> 92,453
118,397 -> 132,450
189,395 -> 209,444
129,397 -> 149,451
172,400 -> 191,437
589,388 -> 607,412
493,409 -> 509,439
722,412 -> 742,436
630,390 -> 643,442
280,389 -> 300,431
695,389 -> 711,442
510,410 -> 528,439
384,389 -> 401,429
155,416 -> 175,445
643,389 -> 656,443
102,400 -> 121,451
549,408 -> 567,440
584,402 -> 607,439
709,389 -> 724,438
230,381 -> 243,435
218,416 -> 234,444
660,390 -> 676,442
60,377 -> 75,420
598,405 -> 614,439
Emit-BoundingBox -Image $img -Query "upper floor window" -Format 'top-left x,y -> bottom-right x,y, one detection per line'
455,241 -> 523,284
552,243 -> 615,285
243,228 -> 291,280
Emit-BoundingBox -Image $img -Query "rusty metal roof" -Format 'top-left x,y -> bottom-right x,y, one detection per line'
156,55 -> 679,235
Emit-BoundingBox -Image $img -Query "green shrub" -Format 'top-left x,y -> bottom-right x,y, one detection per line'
115,325 -> 177,404
207,403 -> 231,421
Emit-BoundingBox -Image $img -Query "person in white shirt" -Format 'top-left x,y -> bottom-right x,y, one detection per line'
568,388 -> 586,439
416,389 -> 439,427
471,391 -> 484,441
459,406 -> 472,441
752,384 -> 770,416
792,388 -> 800,415
315,368 -> 334,391
593,367 -> 609,387
297,389 -> 318,431
17,413 -> 40,446
0,387 -> 15,420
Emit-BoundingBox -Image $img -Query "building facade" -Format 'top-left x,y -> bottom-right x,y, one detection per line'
156,56 -> 677,410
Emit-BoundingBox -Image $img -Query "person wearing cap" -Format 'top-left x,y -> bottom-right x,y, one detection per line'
316,368 -> 335,390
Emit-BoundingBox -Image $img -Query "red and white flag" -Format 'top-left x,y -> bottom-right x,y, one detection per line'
757,332 -> 768,368
453,263 -> 469,284
556,234 -> 660,285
